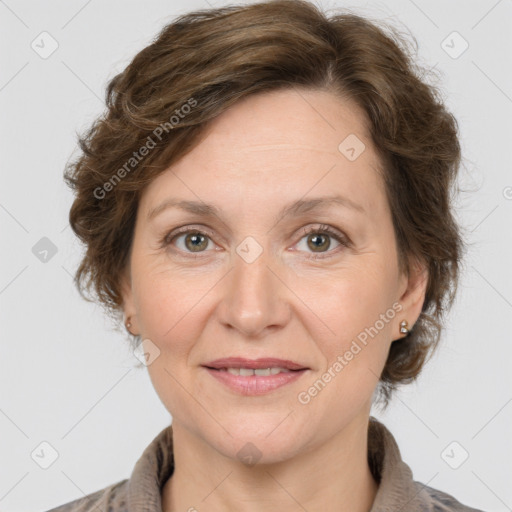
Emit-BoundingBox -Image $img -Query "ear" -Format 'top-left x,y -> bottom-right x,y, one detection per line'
120,266 -> 139,335
396,257 -> 429,339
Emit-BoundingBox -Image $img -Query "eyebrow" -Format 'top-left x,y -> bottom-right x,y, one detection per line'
147,194 -> 366,223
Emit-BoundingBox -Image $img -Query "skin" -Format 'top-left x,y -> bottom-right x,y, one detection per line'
121,87 -> 428,512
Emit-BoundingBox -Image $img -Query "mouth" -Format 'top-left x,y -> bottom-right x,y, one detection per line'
203,357 -> 308,372
202,357 -> 309,395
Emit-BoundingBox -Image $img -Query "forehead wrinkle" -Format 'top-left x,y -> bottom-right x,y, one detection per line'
234,143 -> 339,153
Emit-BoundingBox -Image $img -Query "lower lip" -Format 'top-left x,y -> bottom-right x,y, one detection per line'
204,368 -> 307,395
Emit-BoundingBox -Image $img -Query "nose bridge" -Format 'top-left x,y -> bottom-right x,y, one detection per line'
219,237 -> 290,337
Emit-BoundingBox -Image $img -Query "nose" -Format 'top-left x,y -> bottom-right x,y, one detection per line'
216,244 -> 292,339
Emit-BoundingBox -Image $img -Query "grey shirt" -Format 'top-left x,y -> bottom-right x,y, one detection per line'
45,416 -> 485,512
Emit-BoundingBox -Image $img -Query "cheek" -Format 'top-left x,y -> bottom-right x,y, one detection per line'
307,261 -> 399,390
132,263 -> 218,355
318,260 -> 397,334
132,269 -> 210,415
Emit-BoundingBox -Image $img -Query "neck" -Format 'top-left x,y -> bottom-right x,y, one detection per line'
162,415 -> 379,512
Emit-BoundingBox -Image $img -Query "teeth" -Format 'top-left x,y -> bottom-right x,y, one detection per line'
223,367 -> 292,376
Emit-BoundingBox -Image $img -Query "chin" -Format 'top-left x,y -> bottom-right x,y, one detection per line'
225,435 -> 302,466
207,415 -> 309,465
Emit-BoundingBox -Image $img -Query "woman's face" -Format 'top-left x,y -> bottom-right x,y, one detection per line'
122,88 -> 426,463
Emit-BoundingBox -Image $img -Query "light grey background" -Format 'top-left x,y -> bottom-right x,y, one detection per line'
1,0 -> 511,511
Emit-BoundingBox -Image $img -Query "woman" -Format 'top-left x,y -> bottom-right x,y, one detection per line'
48,0 -> 484,510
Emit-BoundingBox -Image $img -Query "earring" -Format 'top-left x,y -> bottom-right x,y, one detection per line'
400,320 -> 409,335
125,316 -> 132,330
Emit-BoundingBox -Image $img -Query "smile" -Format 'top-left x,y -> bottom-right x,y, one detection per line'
204,366 -> 308,395
218,367 -> 292,376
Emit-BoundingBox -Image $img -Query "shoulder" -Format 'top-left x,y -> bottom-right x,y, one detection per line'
416,481 -> 486,512
44,478 -> 128,512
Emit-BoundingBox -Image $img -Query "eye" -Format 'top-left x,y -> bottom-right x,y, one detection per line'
161,227 -> 215,254
160,223 -> 350,258
294,224 -> 349,258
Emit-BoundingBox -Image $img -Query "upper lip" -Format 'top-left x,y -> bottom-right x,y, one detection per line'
203,357 -> 308,371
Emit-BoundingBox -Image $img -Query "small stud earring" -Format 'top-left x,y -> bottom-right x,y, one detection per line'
126,317 -> 132,330
400,320 -> 409,335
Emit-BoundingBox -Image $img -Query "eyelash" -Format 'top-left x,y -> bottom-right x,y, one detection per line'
160,223 -> 350,260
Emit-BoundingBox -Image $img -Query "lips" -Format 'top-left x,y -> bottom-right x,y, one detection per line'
203,357 -> 308,371
202,357 -> 310,395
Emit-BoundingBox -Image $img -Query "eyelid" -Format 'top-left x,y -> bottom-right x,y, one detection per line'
160,222 -> 350,257
160,224 -> 220,256
293,224 -> 350,259
162,224 -> 216,245
297,223 -> 347,241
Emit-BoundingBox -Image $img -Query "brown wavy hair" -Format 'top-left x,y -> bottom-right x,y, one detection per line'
64,0 -> 464,407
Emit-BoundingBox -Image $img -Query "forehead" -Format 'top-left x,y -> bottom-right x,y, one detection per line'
140,88 -> 386,219
198,88 -> 371,157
